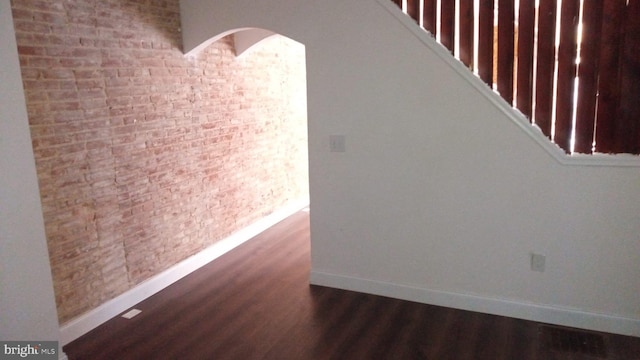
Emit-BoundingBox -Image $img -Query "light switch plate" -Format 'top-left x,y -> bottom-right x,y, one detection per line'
531,253 -> 546,272
329,135 -> 346,152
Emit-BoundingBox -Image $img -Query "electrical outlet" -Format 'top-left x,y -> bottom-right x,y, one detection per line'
531,253 -> 546,272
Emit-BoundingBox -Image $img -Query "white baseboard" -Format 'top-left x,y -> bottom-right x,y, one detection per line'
60,198 -> 309,346
309,270 -> 640,337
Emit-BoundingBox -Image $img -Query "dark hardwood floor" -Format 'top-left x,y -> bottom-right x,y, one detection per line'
64,210 -> 640,359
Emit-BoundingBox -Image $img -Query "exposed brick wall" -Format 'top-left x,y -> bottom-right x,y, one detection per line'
11,0 -> 309,323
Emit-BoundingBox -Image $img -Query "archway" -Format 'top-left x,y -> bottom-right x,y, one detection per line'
186,27 -> 310,218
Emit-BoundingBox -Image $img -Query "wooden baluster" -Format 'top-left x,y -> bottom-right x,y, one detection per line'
554,0 -> 580,152
478,0 -> 495,85
616,0 -> 640,153
498,0 -> 515,104
423,0 -> 437,35
534,0 -> 557,138
594,0 -> 625,153
573,0 -> 604,153
441,1 -> 456,52
406,0 -> 421,23
459,0 -> 474,69
517,0 -> 536,120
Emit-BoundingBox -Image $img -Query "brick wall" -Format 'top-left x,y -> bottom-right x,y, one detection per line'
11,0 -> 309,323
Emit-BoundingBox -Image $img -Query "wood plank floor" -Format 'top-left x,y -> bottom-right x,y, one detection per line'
64,210 -> 640,359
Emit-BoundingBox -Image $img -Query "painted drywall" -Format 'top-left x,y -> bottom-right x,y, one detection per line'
0,0 -> 60,345
180,0 -> 640,336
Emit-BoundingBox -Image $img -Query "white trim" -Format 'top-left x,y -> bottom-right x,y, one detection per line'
59,198 -> 309,346
309,270 -> 640,337
374,0 -> 640,168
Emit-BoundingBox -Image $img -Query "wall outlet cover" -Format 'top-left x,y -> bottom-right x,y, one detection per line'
121,309 -> 142,319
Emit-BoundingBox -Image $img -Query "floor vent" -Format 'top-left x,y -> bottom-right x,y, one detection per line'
541,325 -> 608,358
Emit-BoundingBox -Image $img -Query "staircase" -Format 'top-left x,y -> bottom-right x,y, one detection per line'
390,0 -> 640,155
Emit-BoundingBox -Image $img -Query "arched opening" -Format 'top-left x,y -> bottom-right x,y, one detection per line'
233,28 -> 278,57
186,27 -> 310,228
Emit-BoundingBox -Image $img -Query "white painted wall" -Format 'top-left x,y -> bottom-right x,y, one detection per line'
0,0 -> 61,348
181,0 -> 640,336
